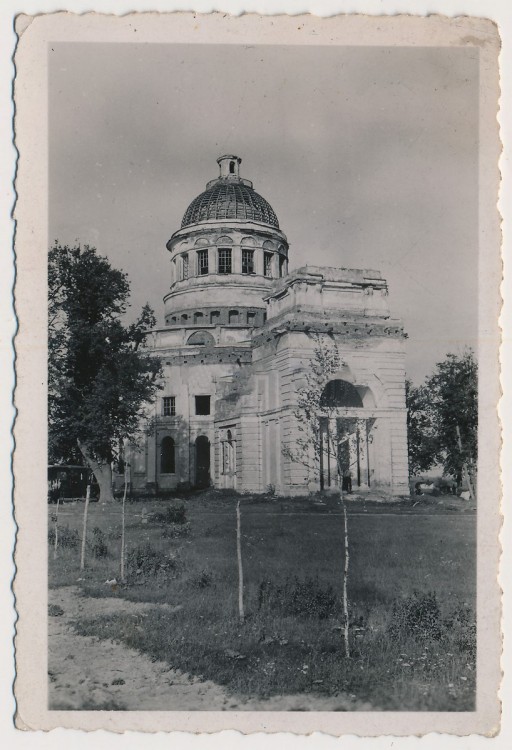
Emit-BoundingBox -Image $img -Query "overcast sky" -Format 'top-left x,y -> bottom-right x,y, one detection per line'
49,43 -> 479,383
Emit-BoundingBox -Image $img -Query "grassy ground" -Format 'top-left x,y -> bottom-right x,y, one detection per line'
49,491 -> 476,710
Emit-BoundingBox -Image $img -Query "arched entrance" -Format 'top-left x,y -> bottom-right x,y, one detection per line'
319,379 -> 375,492
195,435 -> 210,488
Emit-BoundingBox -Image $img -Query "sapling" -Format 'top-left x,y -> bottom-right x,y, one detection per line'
236,500 -> 245,624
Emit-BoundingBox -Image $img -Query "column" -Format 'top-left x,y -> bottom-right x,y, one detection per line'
233,245 -> 242,274
208,246 -> 216,274
255,247 -> 264,276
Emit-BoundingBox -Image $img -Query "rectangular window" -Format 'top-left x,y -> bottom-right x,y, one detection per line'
264,252 -> 273,277
163,396 -> 176,417
279,256 -> 285,278
195,395 -> 211,416
182,253 -> 189,280
218,248 -> 232,274
242,249 -> 255,274
197,249 -> 209,275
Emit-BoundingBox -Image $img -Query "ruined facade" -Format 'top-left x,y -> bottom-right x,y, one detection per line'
128,155 -> 409,496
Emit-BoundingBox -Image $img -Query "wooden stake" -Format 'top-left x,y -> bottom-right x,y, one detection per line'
53,494 -> 60,560
236,500 -> 245,624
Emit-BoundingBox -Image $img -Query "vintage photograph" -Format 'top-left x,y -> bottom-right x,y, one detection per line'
13,12 -> 501,735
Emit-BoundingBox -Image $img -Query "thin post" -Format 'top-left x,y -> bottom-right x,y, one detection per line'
53,494 -> 60,560
341,493 -> 350,658
236,500 -> 245,624
366,421 -> 371,487
334,430 -> 350,659
80,484 -> 91,571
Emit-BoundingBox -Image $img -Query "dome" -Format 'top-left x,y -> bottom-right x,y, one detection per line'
181,155 -> 280,229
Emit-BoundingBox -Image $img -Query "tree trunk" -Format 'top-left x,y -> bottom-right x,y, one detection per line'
77,439 -> 114,504
120,462 -> 128,583
236,500 -> 245,624
455,425 -> 476,502
80,484 -> 90,571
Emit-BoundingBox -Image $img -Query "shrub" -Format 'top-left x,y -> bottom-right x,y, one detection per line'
389,591 -> 442,641
48,525 -> 79,549
258,576 -> 337,620
126,542 -> 181,581
149,504 -> 187,525
89,527 -> 109,558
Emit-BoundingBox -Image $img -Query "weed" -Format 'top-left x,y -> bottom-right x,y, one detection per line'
389,591 -> 442,641
149,504 -> 187,525
258,576 -> 337,620
162,522 -> 191,539
89,527 -> 109,558
48,525 -> 79,549
48,603 -> 64,617
189,569 -> 213,589
126,542 -> 181,581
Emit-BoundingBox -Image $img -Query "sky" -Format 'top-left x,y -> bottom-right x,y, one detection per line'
49,42 -> 479,384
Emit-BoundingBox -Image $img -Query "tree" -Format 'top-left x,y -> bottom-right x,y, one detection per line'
427,349 -> 477,497
406,349 -> 478,496
405,379 -> 440,476
284,336 -> 354,657
49,243 -> 162,503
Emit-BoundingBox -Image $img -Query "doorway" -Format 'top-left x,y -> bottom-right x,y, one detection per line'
195,435 -> 211,488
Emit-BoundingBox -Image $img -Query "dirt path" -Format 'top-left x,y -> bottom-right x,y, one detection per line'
48,587 -> 372,711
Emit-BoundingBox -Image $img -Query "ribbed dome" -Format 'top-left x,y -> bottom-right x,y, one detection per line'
181,181 -> 280,229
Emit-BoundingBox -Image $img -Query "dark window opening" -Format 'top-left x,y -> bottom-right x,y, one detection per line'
195,395 -> 211,416
181,313 -> 188,323
194,311 -> 204,324
218,248 -> 232,274
229,310 -> 239,325
264,252 -> 273,278
247,311 -> 256,326
229,161 -> 235,174
197,249 -> 208,275
163,396 -> 176,417
160,436 -> 175,474
320,380 -> 364,408
279,256 -> 285,277
242,249 -> 255,274
210,310 -> 220,325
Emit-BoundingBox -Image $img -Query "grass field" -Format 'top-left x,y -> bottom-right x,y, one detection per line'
49,491 -> 476,711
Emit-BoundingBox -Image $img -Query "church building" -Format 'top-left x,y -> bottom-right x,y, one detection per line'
128,155 -> 409,496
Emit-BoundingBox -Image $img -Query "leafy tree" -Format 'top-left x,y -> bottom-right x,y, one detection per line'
405,379 -> 440,476
427,349 -> 477,497
49,243 -> 162,503
406,350 -> 477,497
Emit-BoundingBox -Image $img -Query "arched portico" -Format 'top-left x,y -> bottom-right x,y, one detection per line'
319,379 -> 377,492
